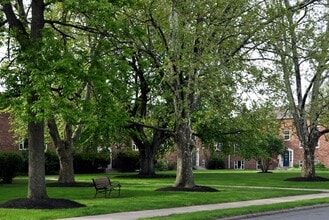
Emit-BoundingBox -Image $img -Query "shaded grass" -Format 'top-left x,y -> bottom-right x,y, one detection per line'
0,170 -> 329,220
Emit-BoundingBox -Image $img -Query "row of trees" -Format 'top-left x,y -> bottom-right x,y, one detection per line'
0,0 -> 328,200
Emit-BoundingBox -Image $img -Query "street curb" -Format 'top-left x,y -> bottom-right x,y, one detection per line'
219,203 -> 329,220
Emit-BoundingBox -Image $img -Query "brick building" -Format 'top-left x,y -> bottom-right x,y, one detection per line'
218,116 -> 329,170
0,112 -> 18,152
2,111 -> 329,169
279,118 -> 329,168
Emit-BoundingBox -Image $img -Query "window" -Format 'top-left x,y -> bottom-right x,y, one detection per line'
234,160 -> 245,169
283,130 -> 290,141
299,160 -> 304,168
299,140 -> 320,149
132,143 -> 138,151
19,139 -> 28,150
256,160 -> 262,170
215,143 -> 222,151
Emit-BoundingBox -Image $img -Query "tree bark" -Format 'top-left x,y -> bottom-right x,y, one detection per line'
138,146 -> 156,177
27,120 -> 48,199
174,121 -> 195,188
27,0 -> 47,199
131,128 -> 169,177
48,118 -> 76,183
57,141 -> 75,183
301,146 -> 315,178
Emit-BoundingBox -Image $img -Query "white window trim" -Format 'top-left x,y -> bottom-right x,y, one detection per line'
234,160 -> 245,170
215,143 -> 222,152
19,139 -> 28,151
283,130 -> 290,141
299,140 -> 320,149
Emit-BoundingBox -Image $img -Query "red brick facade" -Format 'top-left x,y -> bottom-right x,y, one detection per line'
279,118 -> 329,168
0,112 -> 18,152
2,111 -> 329,169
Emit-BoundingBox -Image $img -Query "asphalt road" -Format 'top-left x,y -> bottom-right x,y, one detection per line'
239,205 -> 329,220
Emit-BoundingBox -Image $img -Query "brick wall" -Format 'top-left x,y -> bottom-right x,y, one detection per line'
0,112 -> 18,152
280,118 -> 329,168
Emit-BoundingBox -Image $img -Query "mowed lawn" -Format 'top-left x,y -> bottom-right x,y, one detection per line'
1,169 -> 329,220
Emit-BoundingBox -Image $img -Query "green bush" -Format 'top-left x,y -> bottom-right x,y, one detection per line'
156,159 -> 169,171
74,152 -> 111,174
114,149 -> 139,172
155,159 -> 176,171
18,150 -> 59,175
45,151 -> 59,175
19,150 -> 29,174
206,156 -> 225,169
315,161 -> 326,169
0,152 -> 23,183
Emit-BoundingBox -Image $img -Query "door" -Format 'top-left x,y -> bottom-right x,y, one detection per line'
283,151 -> 290,167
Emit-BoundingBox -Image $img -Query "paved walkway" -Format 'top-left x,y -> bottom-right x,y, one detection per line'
62,192 -> 329,220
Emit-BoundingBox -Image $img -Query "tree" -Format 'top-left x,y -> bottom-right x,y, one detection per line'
130,0 -> 265,188
259,0 -> 329,178
96,3 -> 175,177
0,0 -> 48,199
254,134 -> 286,173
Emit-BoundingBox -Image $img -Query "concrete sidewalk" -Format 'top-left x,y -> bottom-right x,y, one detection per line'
61,192 -> 329,220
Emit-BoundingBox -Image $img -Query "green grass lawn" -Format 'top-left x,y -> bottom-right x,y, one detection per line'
1,169 -> 329,220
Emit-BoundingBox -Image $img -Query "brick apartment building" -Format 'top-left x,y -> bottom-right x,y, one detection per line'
2,111 -> 329,169
0,112 -> 18,152
279,118 -> 329,168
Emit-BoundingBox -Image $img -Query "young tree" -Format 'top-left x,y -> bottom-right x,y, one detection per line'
254,134 -> 286,173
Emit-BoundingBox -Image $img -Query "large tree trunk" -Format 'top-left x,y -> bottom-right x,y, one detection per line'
174,121 -> 195,188
48,119 -> 76,183
28,120 -> 48,199
301,129 -> 319,179
57,141 -> 75,183
131,126 -> 169,177
301,146 -> 315,179
27,0 -> 47,199
294,116 -> 318,179
139,146 -> 156,177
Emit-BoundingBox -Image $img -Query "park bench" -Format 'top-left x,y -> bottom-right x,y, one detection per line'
92,177 -> 121,198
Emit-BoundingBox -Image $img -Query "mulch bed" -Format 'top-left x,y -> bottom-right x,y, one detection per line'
47,182 -> 93,187
0,182 -> 91,209
0,198 -> 85,209
285,176 -> 329,182
117,174 -> 176,179
156,185 -> 219,192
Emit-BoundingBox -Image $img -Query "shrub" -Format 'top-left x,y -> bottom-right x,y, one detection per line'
19,150 -> 29,174
114,149 -> 139,172
18,150 -> 59,175
315,161 -> 326,169
74,152 -> 111,174
45,151 -> 59,175
206,156 -> 225,169
156,159 -> 169,171
155,159 -> 176,171
0,152 -> 23,183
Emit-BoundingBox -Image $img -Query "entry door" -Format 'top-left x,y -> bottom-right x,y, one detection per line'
283,151 -> 290,167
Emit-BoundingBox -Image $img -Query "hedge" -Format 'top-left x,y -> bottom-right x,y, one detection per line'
0,152 -> 23,183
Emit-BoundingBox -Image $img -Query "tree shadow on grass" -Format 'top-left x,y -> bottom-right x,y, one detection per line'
284,176 -> 329,182
156,185 -> 219,192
